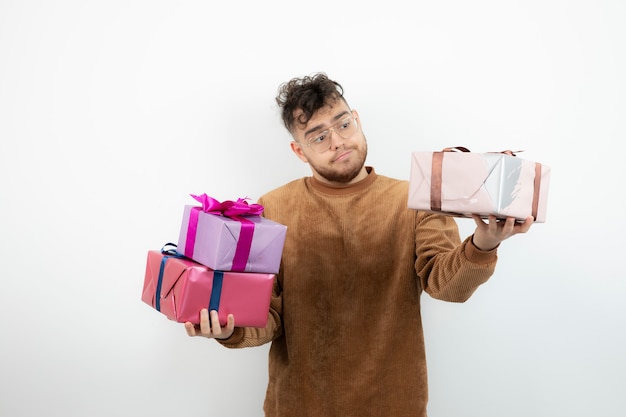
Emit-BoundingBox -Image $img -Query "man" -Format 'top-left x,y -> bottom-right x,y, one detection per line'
185,73 -> 533,416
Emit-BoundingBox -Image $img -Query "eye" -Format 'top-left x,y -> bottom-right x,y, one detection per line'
309,132 -> 328,144
338,119 -> 351,131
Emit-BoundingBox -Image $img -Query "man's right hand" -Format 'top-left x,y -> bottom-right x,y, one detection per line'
184,309 -> 235,340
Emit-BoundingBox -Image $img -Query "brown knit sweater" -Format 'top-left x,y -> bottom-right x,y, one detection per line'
219,167 -> 497,417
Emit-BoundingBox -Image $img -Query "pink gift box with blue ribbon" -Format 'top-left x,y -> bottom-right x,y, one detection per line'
142,244 -> 274,327
176,194 -> 287,274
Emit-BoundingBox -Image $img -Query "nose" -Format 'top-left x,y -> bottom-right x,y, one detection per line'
328,128 -> 344,150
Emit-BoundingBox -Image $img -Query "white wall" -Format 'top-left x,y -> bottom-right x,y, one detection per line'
1,1 -> 624,416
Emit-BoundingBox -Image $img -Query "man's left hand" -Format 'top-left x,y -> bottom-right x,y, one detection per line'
471,215 -> 533,251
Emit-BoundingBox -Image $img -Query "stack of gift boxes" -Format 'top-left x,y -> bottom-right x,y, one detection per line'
141,194 -> 287,328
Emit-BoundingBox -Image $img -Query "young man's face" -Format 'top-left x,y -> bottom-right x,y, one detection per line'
290,100 -> 368,186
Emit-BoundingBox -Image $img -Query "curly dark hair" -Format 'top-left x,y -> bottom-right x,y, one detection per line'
275,73 -> 349,133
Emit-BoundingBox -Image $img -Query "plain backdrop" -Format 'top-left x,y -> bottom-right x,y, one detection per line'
1,1 -> 624,416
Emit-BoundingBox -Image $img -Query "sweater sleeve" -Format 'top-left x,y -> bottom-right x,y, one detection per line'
414,211 -> 497,302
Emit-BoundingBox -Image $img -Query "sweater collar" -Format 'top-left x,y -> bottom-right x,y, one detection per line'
309,166 -> 377,195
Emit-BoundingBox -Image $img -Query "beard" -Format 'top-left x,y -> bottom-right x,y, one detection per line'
310,138 -> 368,184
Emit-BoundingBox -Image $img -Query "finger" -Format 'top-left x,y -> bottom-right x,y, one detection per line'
502,217 -> 516,233
199,308 -> 212,335
471,214 -> 486,227
225,314 -> 235,332
184,321 -> 197,337
516,216 -> 534,233
210,310 -> 222,335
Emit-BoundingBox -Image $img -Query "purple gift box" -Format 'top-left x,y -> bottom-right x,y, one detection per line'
176,194 -> 287,274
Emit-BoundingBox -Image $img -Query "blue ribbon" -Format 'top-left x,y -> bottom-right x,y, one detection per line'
209,270 -> 224,312
155,243 -> 185,312
154,243 -> 224,318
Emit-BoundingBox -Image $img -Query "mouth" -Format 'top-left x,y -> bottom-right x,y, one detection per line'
332,149 -> 352,162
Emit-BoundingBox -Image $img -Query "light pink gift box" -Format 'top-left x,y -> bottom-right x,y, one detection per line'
408,150 -> 550,222
142,249 -> 275,327
177,203 -> 287,274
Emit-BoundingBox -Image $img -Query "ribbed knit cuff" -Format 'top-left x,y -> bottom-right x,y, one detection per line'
464,236 -> 498,264
216,327 -> 245,347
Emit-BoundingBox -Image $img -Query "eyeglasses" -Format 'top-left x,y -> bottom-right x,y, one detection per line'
299,114 -> 359,153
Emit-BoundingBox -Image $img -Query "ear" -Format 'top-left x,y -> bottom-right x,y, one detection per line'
352,109 -> 360,124
290,141 -> 309,163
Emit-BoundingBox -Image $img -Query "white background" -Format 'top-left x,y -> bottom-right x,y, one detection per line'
1,1 -> 624,416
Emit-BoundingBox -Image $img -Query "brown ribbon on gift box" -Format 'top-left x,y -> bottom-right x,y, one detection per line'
430,147 -> 542,220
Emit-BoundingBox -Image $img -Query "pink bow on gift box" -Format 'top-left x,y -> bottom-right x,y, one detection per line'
190,193 -> 264,217
184,194 -> 264,272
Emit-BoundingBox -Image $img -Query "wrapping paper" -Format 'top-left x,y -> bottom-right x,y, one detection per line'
408,150 -> 550,222
176,195 -> 287,274
141,248 -> 275,327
